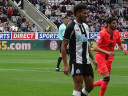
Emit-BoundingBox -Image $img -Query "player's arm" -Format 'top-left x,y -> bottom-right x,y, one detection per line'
61,24 -> 73,75
117,42 -> 127,55
88,43 -> 98,70
61,40 -> 70,75
94,42 -> 114,56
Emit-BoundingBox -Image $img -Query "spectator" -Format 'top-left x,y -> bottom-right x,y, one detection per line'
4,22 -> 10,28
22,16 -> 26,22
27,21 -> 31,32
17,16 -> 22,28
55,8 -> 61,16
7,6 -> 13,20
45,8 -> 51,19
119,6 -> 124,17
2,14 -> 7,23
122,19 -> 127,29
67,8 -> 73,17
13,7 -> 19,16
123,7 -> 128,21
3,7 -> 8,14
11,24 -> 18,32
42,2 -> 46,14
21,22 -> 27,32
45,3 -> 51,10
39,1 -> 43,13
52,3 -> 57,10
60,4 -> 66,13
4,0 -> 9,7
90,23 -> 96,32
31,23 -> 37,32
45,24 -> 51,32
56,3 -> 60,9
5,23 -> 11,32
54,15 -> 62,28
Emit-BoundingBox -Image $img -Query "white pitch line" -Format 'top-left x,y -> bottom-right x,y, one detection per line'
0,68 -> 128,77
30,67 -> 63,69
0,69 -> 62,73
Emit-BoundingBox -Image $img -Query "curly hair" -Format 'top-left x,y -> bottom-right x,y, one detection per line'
73,3 -> 87,16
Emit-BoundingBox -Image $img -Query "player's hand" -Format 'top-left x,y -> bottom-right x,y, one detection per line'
64,64 -> 70,76
93,59 -> 98,70
107,51 -> 115,56
123,49 -> 127,55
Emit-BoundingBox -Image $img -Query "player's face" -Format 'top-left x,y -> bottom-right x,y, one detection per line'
79,9 -> 88,22
65,18 -> 69,25
110,20 -> 117,30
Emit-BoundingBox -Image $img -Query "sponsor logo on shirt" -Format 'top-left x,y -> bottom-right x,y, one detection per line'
76,35 -> 88,42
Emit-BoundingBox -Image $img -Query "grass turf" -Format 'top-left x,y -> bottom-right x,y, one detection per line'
0,50 -> 128,96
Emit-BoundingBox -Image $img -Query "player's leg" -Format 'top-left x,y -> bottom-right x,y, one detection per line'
56,53 -> 62,71
99,61 -> 112,96
81,64 -> 94,96
107,61 -> 112,75
94,56 -> 106,87
94,79 -> 103,86
100,72 -> 110,96
56,41 -> 62,71
72,75 -> 83,96
99,60 -> 112,96
81,76 -> 94,96
70,63 -> 83,96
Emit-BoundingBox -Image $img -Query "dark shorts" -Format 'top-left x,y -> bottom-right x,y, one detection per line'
59,41 -> 62,53
70,63 -> 94,78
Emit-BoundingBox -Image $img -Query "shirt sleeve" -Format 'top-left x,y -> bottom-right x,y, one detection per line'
116,31 -> 121,44
59,25 -> 63,40
86,25 -> 89,39
96,31 -> 104,44
63,25 -> 74,41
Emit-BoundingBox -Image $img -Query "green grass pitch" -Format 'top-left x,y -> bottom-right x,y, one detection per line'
0,50 -> 128,96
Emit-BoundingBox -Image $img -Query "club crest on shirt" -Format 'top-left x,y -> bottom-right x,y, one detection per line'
96,36 -> 101,42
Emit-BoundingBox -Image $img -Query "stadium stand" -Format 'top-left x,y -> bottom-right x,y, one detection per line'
0,0 -> 42,32
28,0 -> 128,32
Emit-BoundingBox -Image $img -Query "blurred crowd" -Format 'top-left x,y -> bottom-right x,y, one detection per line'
0,0 -> 38,32
29,0 -> 128,32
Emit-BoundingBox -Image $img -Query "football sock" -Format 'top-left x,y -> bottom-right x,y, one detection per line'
72,90 -> 81,96
81,88 -> 88,96
100,76 -> 110,96
57,57 -> 62,68
94,79 -> 103,86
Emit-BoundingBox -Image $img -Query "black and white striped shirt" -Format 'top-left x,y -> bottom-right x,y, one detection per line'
63,20 -> 90,65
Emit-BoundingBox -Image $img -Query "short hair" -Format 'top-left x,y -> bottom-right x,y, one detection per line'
106,17 -> 117,24
73,3 -> 87,16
